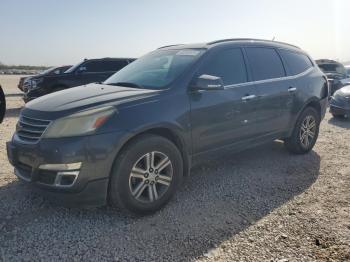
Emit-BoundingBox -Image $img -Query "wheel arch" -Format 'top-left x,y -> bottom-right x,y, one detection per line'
113,125 -> 191,178
288,97 -> 322,137
305,98 -> 321,115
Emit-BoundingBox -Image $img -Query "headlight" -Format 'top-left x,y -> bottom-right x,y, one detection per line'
334,91 -> 344,100
43,106 -> 116,138
30,78 -> 44,90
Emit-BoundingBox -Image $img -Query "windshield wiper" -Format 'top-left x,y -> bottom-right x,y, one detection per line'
106,82 -> 144,89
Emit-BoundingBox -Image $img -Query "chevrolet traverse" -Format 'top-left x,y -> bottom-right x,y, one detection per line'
7,39 -> 328,214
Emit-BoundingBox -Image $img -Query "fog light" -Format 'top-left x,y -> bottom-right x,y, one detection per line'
54,171 -> 80,187
39,162 -> 82,171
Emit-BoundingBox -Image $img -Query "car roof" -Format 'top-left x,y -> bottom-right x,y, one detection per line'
158,38 -> 302,52
86,57 -> 136,61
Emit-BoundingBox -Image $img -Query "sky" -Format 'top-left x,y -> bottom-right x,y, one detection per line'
0,0 -> 349,66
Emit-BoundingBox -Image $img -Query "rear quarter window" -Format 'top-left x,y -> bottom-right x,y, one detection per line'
279,49 -> 313,75
245,47 -> 285,81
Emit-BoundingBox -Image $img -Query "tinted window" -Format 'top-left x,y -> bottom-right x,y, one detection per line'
279,49 -> 313,75
83,60 -> 128,72
81,60 -> 128,72
200,48 -> 247,85
245,47 -> 285,81
102,60 -> 129,71
82,61 -> 101,72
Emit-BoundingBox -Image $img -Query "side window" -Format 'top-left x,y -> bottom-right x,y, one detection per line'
199,48 -> 247,85
103,60 -> 129,71
245,47 -> 285,81
279,49 -> 313,75
82,61 -> 102,72
82,60 -> 128,73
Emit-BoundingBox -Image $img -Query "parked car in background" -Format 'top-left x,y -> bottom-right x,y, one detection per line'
7,39 -> 328,214
345,65 -> 350,76
23,58 -> 135,102
316,59 -> 348,95
343,65 -> 350,85
18,65 -> 72,92
330,84 -> 350,118
0,85 -> 5,123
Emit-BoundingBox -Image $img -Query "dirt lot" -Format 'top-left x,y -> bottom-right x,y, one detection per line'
0,75 -> 349,261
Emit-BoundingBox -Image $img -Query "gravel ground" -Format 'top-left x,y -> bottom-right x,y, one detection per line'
0,75 -> 349,261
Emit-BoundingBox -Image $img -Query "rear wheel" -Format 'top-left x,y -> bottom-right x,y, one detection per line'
109,134 -> 183,214
284,107 -> 320,154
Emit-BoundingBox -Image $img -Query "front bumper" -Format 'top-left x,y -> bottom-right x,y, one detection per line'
329,97 -> 350,116
329,105 -> 350,116
6,131 -> 126,207
23,91 -> 39,103
23,87 -> 49,102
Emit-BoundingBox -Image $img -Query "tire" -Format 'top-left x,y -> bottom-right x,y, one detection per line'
284,107 -> 320,154
0,85 -> 5,123
109,134 -> 183,215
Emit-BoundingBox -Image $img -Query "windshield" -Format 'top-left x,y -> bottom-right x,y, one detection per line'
104,49 -> 204,89
65,61 -> 85,73
318,63 -> 347,75
39,67 -> 55,75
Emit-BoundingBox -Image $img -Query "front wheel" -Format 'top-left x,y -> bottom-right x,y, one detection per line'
109,134 -> 183,214
284,107 -> 320,154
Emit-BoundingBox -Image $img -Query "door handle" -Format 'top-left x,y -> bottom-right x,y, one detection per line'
288,87 -> 297,93
241,94 -> 257,101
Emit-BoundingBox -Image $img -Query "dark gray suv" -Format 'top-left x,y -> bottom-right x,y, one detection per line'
7,39 -> 329,214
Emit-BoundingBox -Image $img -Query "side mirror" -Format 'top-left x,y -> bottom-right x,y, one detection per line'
192,74 -> 224,91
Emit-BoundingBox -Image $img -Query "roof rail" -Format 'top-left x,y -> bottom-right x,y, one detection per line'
207,38 -> 300,49
158,44 -> 183,49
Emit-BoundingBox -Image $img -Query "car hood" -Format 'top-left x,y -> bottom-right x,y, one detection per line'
340,78 -> 350,85
24,83 -> 160,117
338,85 -> 350,96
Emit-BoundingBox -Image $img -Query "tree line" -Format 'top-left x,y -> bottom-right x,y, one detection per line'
0,62 -> 49,70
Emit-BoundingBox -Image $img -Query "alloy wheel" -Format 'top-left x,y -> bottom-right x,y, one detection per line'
129,151 -> 173,203
299,115 -> 316,148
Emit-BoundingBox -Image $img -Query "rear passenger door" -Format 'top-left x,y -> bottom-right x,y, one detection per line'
190,48 -> 258,154
245,47 -> 294,136
277,49 -> 314,119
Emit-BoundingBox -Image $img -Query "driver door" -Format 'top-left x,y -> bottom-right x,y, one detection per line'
189,48 -> 258,154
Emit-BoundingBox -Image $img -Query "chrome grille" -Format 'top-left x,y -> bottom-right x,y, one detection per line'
16,115 -> 51,143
